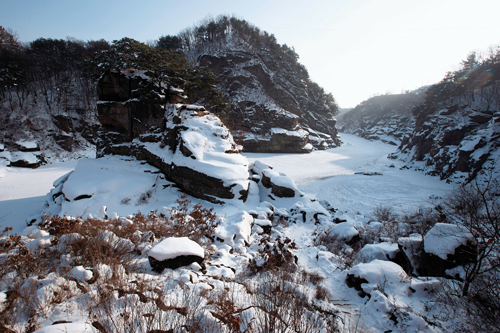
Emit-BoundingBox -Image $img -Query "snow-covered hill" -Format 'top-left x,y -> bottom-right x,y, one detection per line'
184,17 -> 340,152
340,78 -> 500,183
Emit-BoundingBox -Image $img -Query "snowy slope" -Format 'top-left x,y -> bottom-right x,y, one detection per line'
0,134 -> 466,333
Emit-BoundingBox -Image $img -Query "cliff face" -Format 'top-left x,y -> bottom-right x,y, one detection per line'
186,26 -> 340,153
340,86 -> 500,183
395,100 -> 500,182
96,70 -> 248,203
339,89 -> 426,146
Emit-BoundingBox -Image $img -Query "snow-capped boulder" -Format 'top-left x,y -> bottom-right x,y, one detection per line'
329,222 -> 359,244
4,151 -> 43,168
358,242 -> 413,275
346,260 -> 410,297
148,237 -> 204,272
250,160 -> 302,199
419,223 -> 476,276
68,266 -> 93,282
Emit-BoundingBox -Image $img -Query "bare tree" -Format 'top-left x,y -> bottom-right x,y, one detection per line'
435,170 -> 500,330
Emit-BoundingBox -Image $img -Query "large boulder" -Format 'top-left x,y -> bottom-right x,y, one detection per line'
419,223 -> 476,277
358,242 -> 413,275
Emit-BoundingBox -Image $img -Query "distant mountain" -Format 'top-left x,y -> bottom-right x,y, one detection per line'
340,49 -> 500,182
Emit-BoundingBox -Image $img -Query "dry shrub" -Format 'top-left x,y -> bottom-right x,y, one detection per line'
87,278 -> 207,333
249,269 -> 339,333
248,236 -> 297,274
209,289 -> 244,332
372,204 -> 396,222
0,195 -> 220,332
401,207 -> 439,236
313,227 -> 377,269
37,195 -> 220,270
315,285 -> 330,301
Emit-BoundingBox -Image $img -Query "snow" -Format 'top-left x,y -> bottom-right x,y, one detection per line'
424,223 -> 474,259
330,222 -> 359,240
45,156 -> 180,220
246,133 -> 452,214
270,127 -> 308,138
148,237 -> 204,261
0,151 -> 39,163
68,266 -> 93,282
35,322 -> 93,333
349,259 -> 409,294
16,140 -> 38,149
0,132 -> 464,333
358,242 -> 399,262
0,160 -> 78,234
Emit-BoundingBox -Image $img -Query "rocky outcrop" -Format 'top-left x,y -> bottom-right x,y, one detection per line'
242,128 -> 312,153
0,140 -> 45,168
339,88 -> 426,146
96,71 -> 249,204
194,42 -> 340,153
395,106 -> 500,182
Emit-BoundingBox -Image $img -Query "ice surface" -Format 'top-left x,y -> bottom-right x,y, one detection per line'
246,133 -> 452,214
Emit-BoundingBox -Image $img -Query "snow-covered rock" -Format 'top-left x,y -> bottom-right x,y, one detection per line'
419,223 -> 476,276
423,223 -> 474,260
68,266 -> 93,282
96,71 -> 250,204
148,237 -> 204,272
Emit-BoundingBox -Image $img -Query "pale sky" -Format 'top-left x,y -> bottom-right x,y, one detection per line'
2,0 -> 500,107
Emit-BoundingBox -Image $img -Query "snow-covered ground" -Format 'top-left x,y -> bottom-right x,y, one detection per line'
0,133 -> 460,332
0,160 -> 78,234
0,134 -> 451,234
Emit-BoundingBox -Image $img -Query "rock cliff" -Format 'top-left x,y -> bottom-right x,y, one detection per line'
96,70 -> 249,203
181,17 -> 340,153
340,84 -> 500,183
339,89 -> 426,146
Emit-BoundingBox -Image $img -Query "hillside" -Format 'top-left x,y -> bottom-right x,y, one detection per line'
340,50 -> 500,183
0,19 -> 341,168
175,16 -> 340,152
339,88 -> 426,146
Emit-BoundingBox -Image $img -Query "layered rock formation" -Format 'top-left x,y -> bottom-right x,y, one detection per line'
339,89 -> 426,146
395,105 -> 500,182
197,49 -> 339,152
96,70 -> 249,203
184,20 -> 340,153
